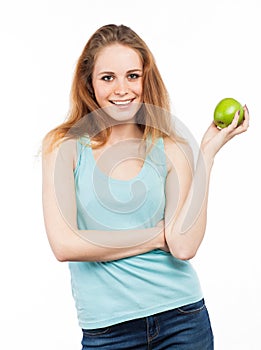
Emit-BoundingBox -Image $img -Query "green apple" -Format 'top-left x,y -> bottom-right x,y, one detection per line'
214,97 -> 244,128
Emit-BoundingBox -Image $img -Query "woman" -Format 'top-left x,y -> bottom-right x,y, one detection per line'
42,24 -> 249,349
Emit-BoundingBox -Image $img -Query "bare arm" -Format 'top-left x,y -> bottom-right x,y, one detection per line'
42,138 -> 166,262
164,106 -> 249,260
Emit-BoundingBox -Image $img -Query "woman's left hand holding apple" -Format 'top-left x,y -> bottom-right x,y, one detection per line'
200,105 -> 250,165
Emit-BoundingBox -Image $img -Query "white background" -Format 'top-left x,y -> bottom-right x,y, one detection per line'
0,0 -> 260,349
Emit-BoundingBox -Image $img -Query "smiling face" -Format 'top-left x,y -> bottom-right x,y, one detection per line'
92,44 -> 143,122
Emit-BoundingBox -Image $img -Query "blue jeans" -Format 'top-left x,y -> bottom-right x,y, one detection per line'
81,299 -> 214,349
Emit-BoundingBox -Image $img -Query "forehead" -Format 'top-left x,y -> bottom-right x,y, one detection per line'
94,44 -> 142,72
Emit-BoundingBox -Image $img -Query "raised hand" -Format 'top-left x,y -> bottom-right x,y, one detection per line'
200,105 -> 250,161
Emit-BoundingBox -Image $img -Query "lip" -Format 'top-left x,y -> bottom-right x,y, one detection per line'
109,98 -> 135,106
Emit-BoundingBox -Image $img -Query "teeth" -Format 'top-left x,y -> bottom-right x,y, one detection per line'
112,99 -> 132,105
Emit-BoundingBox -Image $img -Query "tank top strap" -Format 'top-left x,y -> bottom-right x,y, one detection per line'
145,136 -> 167,178
74,136 -> 92,176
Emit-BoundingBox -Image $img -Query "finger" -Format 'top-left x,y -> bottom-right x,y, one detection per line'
223,110 -> 240,133
234,105 -> 250,132
243,104 -> 250,126
232,109 -> 240,127
228,108 -> 250,136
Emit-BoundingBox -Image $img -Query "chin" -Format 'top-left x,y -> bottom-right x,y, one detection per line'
103,103 -> 141,124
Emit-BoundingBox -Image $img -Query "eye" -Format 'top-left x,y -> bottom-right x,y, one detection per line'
101,75 -> 114,82
128,73 -> 140,80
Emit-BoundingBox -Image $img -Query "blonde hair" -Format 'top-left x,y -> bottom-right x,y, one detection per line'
44,24 -> 180,152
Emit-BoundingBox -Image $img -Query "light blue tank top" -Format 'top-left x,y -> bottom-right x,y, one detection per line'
69,136 -> 203,329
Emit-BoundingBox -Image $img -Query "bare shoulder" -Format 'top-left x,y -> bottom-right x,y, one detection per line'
42,137 -> 77,169
163,136 -> 194,174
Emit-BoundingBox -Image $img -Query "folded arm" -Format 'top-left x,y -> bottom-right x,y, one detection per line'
42,138 -> 166,262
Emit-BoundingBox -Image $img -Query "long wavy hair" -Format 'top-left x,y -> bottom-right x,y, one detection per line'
44,24 -> 180,152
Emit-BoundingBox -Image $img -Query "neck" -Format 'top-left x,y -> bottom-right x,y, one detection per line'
108,123 -> 143,144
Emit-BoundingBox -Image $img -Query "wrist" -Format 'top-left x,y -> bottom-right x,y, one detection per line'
198,147 -> 215,171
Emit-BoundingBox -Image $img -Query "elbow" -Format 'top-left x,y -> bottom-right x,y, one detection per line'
47,235 -> 76,262
166,231 -> 201,261
53,245 -> 82,262
53,249 -> 69,262
55,254 -> 68,263
175,252 -> 196,261
169,246 -> 197,261
51,244 -> 96,263
50,245 -> 71,262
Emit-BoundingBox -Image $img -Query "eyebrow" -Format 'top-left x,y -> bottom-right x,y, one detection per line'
97,69 -> 143,76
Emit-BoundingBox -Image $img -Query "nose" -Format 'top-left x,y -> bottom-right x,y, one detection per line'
114,78 -> 128,96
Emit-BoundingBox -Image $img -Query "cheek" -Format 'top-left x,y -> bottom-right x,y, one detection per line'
135,78 -> 143,92
93,83 -> 111,102
135,81 -> 143,98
